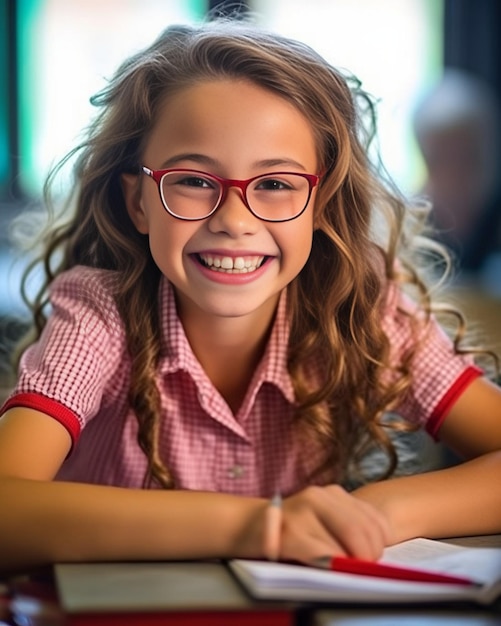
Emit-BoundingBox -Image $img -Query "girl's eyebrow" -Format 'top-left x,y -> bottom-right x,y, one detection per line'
160,153 -> 219,169
253,158 -> 308,172
159,154 -> 309,172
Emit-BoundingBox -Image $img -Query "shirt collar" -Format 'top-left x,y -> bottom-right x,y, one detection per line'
157,277 -> 295,404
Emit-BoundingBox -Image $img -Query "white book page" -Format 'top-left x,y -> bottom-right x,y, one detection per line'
382,538 -> 501,586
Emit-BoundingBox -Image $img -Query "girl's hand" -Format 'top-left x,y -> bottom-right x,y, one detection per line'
272,485 -> 392,564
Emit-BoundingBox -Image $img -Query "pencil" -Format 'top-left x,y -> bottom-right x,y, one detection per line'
313,555 -> 476,586
263,494 -> 282,561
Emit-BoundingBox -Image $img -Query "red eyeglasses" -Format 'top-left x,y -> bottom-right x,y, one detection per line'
142,167 -> 320,222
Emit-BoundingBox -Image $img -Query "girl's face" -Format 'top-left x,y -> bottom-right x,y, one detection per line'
123,79 -> 319,327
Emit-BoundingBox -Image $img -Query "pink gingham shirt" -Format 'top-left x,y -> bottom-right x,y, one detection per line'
1,266 -> 481,496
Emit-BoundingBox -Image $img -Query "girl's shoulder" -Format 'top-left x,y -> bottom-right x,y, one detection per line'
379,279 -> 433,346
49,266 -> 124,330
381,278 -> 425,319
51,264 -> 121,290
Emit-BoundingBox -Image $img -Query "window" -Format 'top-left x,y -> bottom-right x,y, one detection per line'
15,0 -> 206,197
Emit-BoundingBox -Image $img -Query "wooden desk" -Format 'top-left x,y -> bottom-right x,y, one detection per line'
313,607 -> 501,625
441,534 -> 501,548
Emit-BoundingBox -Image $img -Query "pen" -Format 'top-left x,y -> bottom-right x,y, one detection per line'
263,494 -> 282,561
312,555 -> 476,586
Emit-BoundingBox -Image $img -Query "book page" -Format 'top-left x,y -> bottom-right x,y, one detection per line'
382,538 -> 501,586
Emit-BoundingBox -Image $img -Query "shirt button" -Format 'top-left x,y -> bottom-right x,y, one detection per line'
228,464 -> 245,479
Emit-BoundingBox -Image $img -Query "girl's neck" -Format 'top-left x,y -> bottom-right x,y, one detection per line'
178,298 -> 279,413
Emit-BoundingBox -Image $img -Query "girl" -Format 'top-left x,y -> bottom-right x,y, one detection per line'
1,20 -> 500,571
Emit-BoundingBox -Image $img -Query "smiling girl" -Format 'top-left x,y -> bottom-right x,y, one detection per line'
0,20 -> 500,571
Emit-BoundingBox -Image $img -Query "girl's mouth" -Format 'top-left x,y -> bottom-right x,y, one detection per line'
196,253 -> 267,274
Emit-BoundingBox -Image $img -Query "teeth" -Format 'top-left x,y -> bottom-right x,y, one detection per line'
199,254 -> 265,273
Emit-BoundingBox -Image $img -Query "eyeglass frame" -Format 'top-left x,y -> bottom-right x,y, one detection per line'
141,166 -> 321,222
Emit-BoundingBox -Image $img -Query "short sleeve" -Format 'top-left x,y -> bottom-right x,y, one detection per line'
0,267 -> 126,444
382,283 -> 482,438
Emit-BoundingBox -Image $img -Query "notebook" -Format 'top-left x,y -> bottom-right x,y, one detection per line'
228,537 -> 501,605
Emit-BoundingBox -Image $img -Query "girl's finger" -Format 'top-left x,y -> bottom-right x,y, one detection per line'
304,485 -> 391,560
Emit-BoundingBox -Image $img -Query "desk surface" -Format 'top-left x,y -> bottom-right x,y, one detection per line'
314,608 -> 501,625
441,534 -> 501,548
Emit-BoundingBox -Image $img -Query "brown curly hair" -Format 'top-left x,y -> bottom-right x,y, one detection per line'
16,19 -> 493,489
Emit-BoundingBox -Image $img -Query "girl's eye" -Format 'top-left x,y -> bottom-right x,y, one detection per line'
255,178 -> 292,191
178,176 -> 215,189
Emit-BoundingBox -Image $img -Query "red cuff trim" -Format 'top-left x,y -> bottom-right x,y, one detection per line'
0,393 -> 82,444
426,366 -> 483,440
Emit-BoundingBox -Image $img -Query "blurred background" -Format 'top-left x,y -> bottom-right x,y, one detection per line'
0,0 -> 500,371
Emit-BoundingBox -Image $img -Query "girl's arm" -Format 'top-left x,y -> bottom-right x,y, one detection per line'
352,376 -> 501,542
0,407 -> 258,569
0,407 -> 390,570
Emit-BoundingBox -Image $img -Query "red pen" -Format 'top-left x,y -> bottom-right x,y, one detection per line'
313,555 -> 476,586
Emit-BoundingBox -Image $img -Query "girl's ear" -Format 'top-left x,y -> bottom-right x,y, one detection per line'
122,173 -> 149,234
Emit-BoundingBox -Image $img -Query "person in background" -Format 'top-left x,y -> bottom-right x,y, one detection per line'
0,20 -> 500,572
413,69 -> 501,291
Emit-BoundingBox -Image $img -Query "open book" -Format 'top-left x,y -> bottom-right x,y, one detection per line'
229,537 -> 501,605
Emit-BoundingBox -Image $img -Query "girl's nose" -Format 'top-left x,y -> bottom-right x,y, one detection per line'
207,187 -> 260,236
